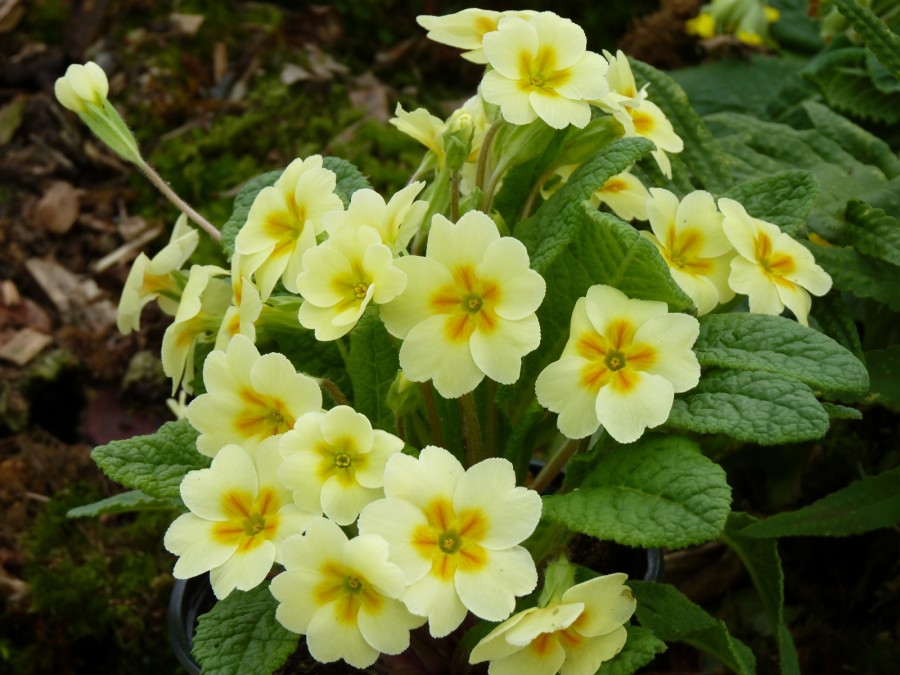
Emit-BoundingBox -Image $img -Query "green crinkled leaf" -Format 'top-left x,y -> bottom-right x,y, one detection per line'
220,170 -> 282,258
802,101 -> 900,178
193,584 -> 299,675
629,581 -> 756,675
843,199 -> 900,266
741,466 -> 900,538
831,0 -> 900,80
802,47 -> 900,124
347,310 -> 399,432
868,51 -> 900,93
804,241 -> 900,312
694,313 -> 869,396
810,291 -> 865,362
67,490 -> 181,518
542,434 -> 731,550
91,419 -> 207,500
668,369 -> 831,445
257,323 -> 351,399
865,345 -> 900,410
821,402 -> 863,419
721,512 -> 800,675
597,624 -> 667,675
723,170 -> 819,237
322,155 -> 372,207
628,58 -> 733,193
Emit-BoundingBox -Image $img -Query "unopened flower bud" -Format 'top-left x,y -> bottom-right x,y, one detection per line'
442,111 -> 475,171
54,62 -> 109,113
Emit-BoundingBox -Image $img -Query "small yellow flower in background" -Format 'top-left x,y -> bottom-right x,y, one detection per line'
235,155 -> 344,300
54,61 -> 109,113
279,405 -> 404,526
535,284 -> 701,443
380,210 -> 545,399
185,334 -> 323,457
117,214 -> 199,333
686,0 -> 780,45
642,188 -> 735,315
595,50 -> 683,178
357,446 -> 542,637
685,13 -> 717,39
164,439 -> 318,600
542,166 -> 651,222
469,573 -> 636,675
719,198 -> 832,326
416,9 -> 536,64
215,252 -> 263,350
324,183 -> 427,255
271,519 -> 425,669
161,264 -> 231,394
297,226 -> 407,340
480,12 -> 610,129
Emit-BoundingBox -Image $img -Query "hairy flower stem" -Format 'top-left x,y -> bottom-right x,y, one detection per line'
475,120 -> 502,197
531,436 -> 585,494
460,392 -> 485,467
421,382 -> 445,450
316,378 -> 351,407
449,169 -> 460,222
137,159 -> 221,241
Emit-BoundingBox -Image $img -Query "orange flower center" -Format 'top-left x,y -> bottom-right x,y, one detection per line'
411,497 -> 489,580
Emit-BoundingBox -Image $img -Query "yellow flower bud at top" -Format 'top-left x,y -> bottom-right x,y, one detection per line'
54,62 -> 109,113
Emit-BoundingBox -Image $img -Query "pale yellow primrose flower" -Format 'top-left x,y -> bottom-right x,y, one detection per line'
214,252 -> 263,350
117,214 -> 199,333
596,50 -> 683,178
164,439 -> 318,600
271,519 -> 425,669
544,166 -> 651,222
358,446 -> 542,638
416,9 -> 536,64
641,188 -> 735,315
323,183 -> 427,255
536,285 -> 700,443
54,61 -> 109,114
480,12 -> 610,130
469,573 -> 636,675
279,405 -> 404,526
719,198 -> 832,326
185,334 -> 323,457
161,264 -> 231,394
235,155 -> 344,300
380,210 -> 545,399
297,226 -> 407,340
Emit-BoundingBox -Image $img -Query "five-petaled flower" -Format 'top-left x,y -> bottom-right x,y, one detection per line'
719,198 -> 832,326
186,334 -> 323,457
469,573 -> 636,675
279,405 -> 404,525
535,284 -> 701,443
164,439 -> 317,599
270,519 -> 425,669
416,9 -> 536,64
480,12 -> 610,129
642,188 -> 735,315
297,225 -> 407,340
357,446 -> 542,637
380,210 -> 545,399
235,155 -> 344,300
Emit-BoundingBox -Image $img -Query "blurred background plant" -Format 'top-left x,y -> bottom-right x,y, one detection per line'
0,0 -> 898,673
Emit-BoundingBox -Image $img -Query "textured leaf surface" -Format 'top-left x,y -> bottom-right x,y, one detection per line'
843,199 -> 900,266
721,513 -> 800,675
741,466 -> 900,538
597,625 -> 667,675
668,369 -> 830,444
809,291 -> 865,362
220,170 -> 282,258
630,581 -> 756,675
91,419 -> 207,500
832,0 -> 900,79
694,313 -> 869,396
866,345 -> 900,410
723,170 -> 818,237
542,435 -> 731,549
67,490 -> 180,518
347,310 -> 399,431
193,584 -> 298,675
802,48 -> 900,124
805,241 -> 900,312
629,58 -> 733,193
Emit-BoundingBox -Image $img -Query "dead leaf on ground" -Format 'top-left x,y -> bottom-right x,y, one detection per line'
169,13 -> 204,36
0,328 -> 53,366
0,95 -> 27,146
32,180 -> 83,235
0,0 -> 24,34
25,257 -> 117,330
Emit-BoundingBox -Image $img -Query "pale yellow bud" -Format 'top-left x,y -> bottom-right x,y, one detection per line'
54,61 -> 109,113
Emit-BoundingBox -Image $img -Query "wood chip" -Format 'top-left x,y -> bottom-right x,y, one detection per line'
0,328 -> 53,366
25,257 -> 117,330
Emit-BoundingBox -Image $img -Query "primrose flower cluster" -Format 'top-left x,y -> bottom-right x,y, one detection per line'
57,6 -> 837,674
